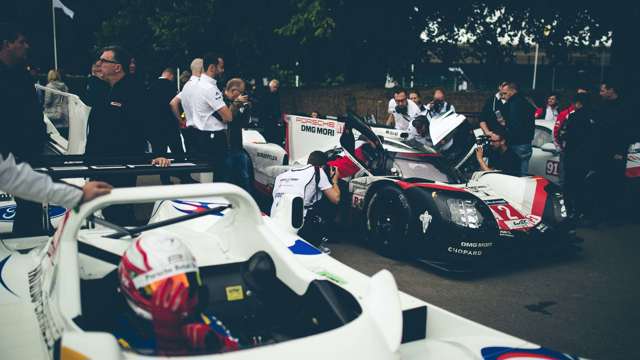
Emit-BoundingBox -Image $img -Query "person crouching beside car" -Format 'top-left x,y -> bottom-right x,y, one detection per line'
475,133 -> 521,176
271,151 -> 340,252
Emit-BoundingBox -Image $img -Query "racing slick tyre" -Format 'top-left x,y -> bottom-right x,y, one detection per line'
365,185 -> 414,258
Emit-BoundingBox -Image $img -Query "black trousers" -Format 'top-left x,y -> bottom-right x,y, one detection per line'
93,175 -> 137,226
193,129 -> 229,182
13,197 -> 46,236
563,164 -> 591,218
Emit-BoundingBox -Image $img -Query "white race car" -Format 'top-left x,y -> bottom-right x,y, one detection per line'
0,183 -> 583,359
528,118 -> 640,185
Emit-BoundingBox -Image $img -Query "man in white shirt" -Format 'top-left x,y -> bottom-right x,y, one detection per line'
425,88 -> 456,118
170,58 -> 202,153
271,151 -> 340,250
170,52 -> 232,181
386,87 -> 421,131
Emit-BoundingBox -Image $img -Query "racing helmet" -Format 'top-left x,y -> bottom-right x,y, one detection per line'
119,232 -> 201,320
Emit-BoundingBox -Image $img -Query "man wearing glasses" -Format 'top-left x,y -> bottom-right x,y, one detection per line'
85,45 -> 170,225
475,133 -> 521,177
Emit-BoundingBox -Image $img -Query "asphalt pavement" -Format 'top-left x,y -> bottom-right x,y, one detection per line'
329,223 -> 640,360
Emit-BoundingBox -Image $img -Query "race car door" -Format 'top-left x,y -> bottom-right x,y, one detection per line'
529,125 -> 560,185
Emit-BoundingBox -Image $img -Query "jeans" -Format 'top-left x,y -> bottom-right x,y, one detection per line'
225,150 -> 253,195
510,144 -> 533,176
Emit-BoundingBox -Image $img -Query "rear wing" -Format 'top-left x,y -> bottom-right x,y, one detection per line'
285,115 -> 344,164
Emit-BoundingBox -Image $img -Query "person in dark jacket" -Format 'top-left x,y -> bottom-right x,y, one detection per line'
147,68 -> 189,184
500,82 -> 536,176
224,78 -> 253,194
558,93 -> 596,220
87,46 -> 170,225
593,81 -> 633,223
260,79 -> 282,145
479,82 -> 508,141
0,22 -> 49,236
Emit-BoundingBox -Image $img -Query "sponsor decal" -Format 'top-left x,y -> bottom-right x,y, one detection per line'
132,262 -> 198,288
300,124 -> 336,136
257,152 -> 277,161
546,160 -> 560,176
109,101 -> 122,107
459,241 -> 493,248
28,264 -> 62,351
315,270 -> 347,285
481,346 -> 578,360
171,200 -> 226,216
499,230 -> 514,237
448,247 -> 482,256
489,203 -> 541,231
288,239 -> 322,255
225,285 -> 244,301
484,199 -> 508,206
419,210 -> 432,233
0,204 -> 66,222
536,222 -> 549,233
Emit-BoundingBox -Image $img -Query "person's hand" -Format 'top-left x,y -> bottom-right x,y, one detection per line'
236,94 -> 249,104
152,157 -> 172,167
330,166 -> 340,182
475,145 -> 484,160
613,154 -> 624,161
81,181 -> 112,203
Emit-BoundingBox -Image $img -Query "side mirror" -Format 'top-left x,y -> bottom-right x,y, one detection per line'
540,143 -> 558,154
400,132 -> 409,139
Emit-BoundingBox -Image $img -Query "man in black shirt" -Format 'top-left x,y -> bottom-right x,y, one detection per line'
475,134 -> 521,176
260,79 -> 282,145
0,22 -> 48,235
147,68 -> 189,184
224,78 -> 253,194
500,82 -> 536,176
594,81 -> 633,222
86,46 -> 169,224
557,93 -> 596,220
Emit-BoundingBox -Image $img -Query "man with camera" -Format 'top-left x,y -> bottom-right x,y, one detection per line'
271,151 -> 341,252
475,133 -> 521,176
386,87 -> 421,131
224,78 -> 253,194
425,88 -> 456,118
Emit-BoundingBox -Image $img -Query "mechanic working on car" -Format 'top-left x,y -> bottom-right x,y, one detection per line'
117,232 -> 239,355
475,133 -> 521,176
407,115 -> 432,146
272,151 -> 340,250
386,87 -> 421,131
0,153 -> 112,210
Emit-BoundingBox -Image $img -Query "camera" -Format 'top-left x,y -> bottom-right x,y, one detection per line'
476,135 -> 491,150
395,105 -> 408,115
432,100 -> 444,113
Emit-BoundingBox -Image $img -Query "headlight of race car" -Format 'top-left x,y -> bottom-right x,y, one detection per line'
446,198 -> 484,228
